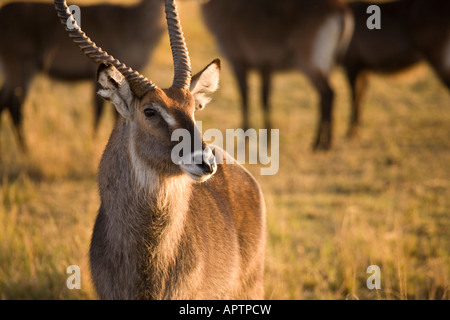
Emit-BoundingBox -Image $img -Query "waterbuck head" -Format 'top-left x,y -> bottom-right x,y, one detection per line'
55,0 -> 220,182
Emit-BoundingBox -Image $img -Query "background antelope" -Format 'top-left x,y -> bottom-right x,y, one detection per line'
201,0 -> 354,150
341,0 -> 450,138
55,0 -> 266,299
0,0 -> 164,151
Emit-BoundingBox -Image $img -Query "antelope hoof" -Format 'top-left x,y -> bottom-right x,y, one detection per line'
346,126 -> 359,140
312,136 -> 332,152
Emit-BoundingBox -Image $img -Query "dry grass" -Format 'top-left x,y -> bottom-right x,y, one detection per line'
0,0 -> 449,299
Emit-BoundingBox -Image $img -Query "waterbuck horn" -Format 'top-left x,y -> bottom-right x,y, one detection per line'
164,0 -> 192,89
54,0 -> 156,98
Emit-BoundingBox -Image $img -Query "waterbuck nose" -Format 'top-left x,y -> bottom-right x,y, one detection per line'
193,147 -> 217,175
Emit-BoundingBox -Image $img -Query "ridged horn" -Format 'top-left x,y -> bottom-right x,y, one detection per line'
54,0 -> 156,98
165,0 -> 192,89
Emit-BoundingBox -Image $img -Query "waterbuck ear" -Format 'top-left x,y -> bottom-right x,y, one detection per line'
97,64 -> 134,120
190,59 -> 220,111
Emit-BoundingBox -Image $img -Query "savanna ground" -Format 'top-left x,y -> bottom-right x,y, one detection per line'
0,0 -> 449,300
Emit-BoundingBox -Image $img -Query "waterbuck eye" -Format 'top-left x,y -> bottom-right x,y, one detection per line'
144,108 -> 156,118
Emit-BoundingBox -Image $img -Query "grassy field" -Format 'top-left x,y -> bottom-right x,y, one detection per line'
0,0 -> 449,299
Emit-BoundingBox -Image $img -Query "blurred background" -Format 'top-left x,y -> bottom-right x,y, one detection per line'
0,0 -> 449,299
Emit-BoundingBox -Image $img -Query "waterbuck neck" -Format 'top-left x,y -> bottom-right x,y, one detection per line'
98,120 -> 193,278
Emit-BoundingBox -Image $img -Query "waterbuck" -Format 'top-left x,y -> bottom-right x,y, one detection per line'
201,0 -> 354,150
0,0 -> 164,151
55,0 -> 266,299
341,0 -> 450,138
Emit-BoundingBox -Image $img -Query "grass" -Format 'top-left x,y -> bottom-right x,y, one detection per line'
0,0 -> 449,299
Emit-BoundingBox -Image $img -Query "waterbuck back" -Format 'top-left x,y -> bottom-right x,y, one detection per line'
341,0 -> 450,138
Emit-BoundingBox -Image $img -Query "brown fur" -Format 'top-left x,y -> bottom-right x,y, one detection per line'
90,67 -> 266,299
0,0 -> 164,150
341,0 -> 450,138
201,0 -> 354,150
